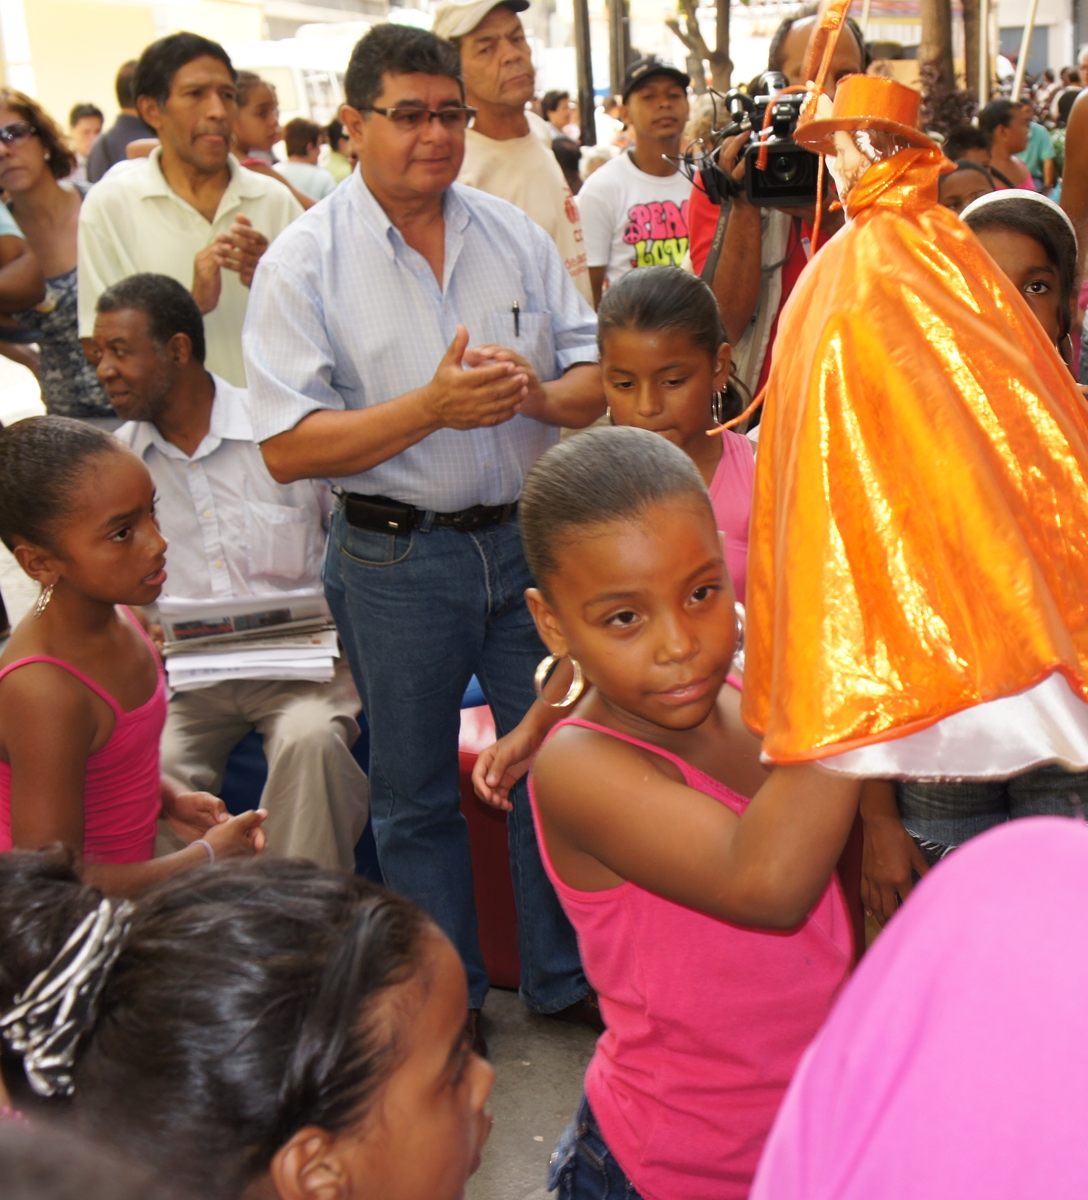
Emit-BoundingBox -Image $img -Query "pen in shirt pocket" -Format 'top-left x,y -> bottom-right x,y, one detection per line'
511,301 -> 520,338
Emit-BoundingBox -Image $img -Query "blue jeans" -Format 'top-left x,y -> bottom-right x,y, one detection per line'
898,764 -> 1088,866
548,1095 -> 643,1199
323,508 -> 587,1012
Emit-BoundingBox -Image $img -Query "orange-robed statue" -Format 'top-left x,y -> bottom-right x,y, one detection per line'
740,65 -> 1088,778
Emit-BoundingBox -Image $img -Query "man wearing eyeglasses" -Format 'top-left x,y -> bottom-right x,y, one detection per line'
243,24 -> 601,1049
433,0 -> 592,304
76,32 -> 301,387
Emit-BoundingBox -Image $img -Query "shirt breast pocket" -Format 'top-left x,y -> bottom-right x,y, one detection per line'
244,501 -> 321,587
485,309 -> 555,383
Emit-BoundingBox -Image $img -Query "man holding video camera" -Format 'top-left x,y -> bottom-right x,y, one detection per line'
688,9 -> 865,400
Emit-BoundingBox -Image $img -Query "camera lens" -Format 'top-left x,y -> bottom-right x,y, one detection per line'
769,152 -> 801,184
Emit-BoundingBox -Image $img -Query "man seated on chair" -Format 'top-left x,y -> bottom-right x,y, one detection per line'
92,272 -> 369,870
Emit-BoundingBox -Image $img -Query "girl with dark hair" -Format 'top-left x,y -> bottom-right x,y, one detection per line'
231,72 -> 315,210
503,426 -> 860,1199
232,71 -> 280,168
0,89 -> 111,420
0,417 -> 265,892
0,852 -> 495,1199
473,268 -> 756,808
961,189 -> 1079,356
937,159 -> 996,215
597,266 -> 754,602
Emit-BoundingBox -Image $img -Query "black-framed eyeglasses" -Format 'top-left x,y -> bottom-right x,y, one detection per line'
360,105 -> 476,132
0,122 -> 36,146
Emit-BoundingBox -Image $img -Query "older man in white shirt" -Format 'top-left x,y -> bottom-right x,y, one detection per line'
433,0 -> 592,303
77,32 -> 300,386
92,271 -> 368,870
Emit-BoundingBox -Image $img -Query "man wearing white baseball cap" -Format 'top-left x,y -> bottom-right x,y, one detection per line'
433,0 -> 592,304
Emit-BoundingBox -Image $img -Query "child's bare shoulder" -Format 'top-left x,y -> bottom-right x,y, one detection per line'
535,721 -> 684,798
0,654 -> 96,715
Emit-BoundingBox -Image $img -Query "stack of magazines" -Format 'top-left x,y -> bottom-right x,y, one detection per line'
157,589 -> 339,692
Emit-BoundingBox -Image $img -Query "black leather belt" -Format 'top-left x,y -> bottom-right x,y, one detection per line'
341,492 -> 518,534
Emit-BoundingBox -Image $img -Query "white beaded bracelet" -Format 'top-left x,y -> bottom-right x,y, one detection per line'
193,838 -> 215,863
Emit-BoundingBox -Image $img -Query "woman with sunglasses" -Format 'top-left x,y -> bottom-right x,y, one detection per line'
0,90 -> 114,424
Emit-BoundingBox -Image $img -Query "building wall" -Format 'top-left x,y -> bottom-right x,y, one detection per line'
3,0 -> 263,126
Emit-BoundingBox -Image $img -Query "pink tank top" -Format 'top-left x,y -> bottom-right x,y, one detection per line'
707,430 -> 755,604
530,715 -> 852,1200
0,609 -> 166,864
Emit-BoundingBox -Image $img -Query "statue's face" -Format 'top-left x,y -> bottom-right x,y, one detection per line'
826,129 -> 872,201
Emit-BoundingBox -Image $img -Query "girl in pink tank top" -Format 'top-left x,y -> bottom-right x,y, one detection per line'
498,427 -> 864,1200
0,417 -> 266,895
596,267 -> 755,601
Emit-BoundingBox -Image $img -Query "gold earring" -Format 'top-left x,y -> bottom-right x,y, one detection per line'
533,653 -> 585,709
33,583 -> 55,618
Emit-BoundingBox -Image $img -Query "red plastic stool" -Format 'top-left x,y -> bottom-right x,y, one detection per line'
459,705 -> 521,989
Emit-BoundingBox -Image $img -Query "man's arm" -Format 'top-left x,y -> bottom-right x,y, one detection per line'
698,135 -> 764,345
588,265 -> 606,307
710,200 -> 764,346
247,210 -> 600,484
1045,160 -> 1058,191
574,170 -> 616,311
1062,90 -> 1088,282
1043,149 -> 1057,192
0,234 -> 44,312
256,324 -> 528,484
531,363 -> 603,427
525,218 -> 604,425
461,345 -> 602,429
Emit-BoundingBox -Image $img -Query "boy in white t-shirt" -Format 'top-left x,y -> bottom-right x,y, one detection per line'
578,55 -> 693,305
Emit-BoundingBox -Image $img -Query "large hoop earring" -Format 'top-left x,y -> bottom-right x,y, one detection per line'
711,390 -> 727,425
733,601 -> 745,656
33,583 -> 54,618
534,653 -> 585,709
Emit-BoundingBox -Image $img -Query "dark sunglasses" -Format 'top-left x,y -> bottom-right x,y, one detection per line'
0,122 -> 36,146
360,105 -> 476,132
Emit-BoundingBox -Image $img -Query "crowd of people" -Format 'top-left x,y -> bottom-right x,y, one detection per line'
1,1 -> 1088,1197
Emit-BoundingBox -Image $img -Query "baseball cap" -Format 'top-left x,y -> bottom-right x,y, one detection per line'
433,0 -> 530,40
621,56 -> 690,103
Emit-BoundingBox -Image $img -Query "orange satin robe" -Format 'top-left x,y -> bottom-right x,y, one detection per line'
743,147 -> 1088,763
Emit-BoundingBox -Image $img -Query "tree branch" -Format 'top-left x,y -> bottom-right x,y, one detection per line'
667,0 -> 732,90
667,7 -> 711,59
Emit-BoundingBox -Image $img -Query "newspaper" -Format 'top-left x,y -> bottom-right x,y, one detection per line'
157,590 -> 339,690
158,588 -> 332,650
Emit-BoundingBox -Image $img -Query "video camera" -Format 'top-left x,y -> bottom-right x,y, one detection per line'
694,72 -> 824,208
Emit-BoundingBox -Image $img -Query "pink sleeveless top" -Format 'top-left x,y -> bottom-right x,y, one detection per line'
530,715 -> 852,1200
707,430 -> 755,604
0,609 -> 166,864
